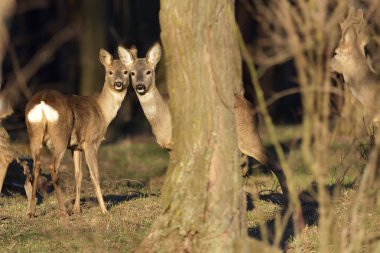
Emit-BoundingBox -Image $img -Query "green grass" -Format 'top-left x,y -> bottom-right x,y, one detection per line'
0,138 -> 165,253
1,126 -> 380,252
0,195 -> 160,253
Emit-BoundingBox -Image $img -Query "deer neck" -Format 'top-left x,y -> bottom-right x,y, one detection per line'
343,56 -> 378,95
136,82 -> 172,149
136,83 -> 166,121
96,83 -> 127,125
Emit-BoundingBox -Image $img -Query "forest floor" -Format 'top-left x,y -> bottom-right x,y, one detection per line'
1,125 -> 380,252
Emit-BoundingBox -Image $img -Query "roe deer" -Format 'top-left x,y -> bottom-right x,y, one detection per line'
331,7 -> 380,123
25,48 -> 134,216
118,43 -> 289,196
0,96 -> 33,200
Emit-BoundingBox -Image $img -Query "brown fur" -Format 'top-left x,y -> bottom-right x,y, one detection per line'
331,8 -> 380,122
25,49 -> 133,216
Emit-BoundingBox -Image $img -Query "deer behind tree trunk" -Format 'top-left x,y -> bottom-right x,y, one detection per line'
119,43 -> 289,196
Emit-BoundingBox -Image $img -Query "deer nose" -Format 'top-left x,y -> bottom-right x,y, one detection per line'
136,83 -> 145,90
114,81 -> 123,89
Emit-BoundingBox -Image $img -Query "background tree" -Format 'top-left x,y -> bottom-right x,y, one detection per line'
0,0 -> 16,193
79,0 -> 106,95
136,0 -> 248,252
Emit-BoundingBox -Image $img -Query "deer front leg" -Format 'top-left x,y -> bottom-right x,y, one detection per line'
73,150 -> 83,214
83,143 -> 108,214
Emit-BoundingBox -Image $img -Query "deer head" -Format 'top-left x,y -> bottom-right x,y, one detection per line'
99,49 -> 133,92
118,43 -> 161,96
331,7 -> 370,75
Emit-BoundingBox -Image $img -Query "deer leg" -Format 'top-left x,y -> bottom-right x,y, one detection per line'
268,160 -> 290,197
27,155 -> 41,217
83,143 -> 108,214
49,149 -> 67,215
27,137 -> 43,217
235,96 -> 290,197
256,150 -> 289,198
242,146 -> 289,198
73,150 -> 83,214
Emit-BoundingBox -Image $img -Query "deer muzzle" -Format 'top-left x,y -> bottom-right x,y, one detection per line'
114,81 -> 124,91
135,83 -> 147,95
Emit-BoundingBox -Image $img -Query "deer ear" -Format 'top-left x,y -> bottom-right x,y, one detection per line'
99,49 -> 113,67
118,46 -> 134,67
146,43 -> 161,67
130,45 -> 138,59
343,27 -> 357,43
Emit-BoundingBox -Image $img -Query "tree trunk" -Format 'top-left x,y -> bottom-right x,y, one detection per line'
137,1 -> 246,252
79,0 -> 107,95
0,0 -> 16,193
0,127 -> 14,192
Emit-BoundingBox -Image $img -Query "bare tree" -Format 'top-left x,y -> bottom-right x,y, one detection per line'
241,0 -> 380,251
79,0 -> 107,95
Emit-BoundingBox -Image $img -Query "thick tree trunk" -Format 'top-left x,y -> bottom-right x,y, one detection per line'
137,1 -> 246,252
0,0 -> 16,193
79,0 -> 106,95
0,127 -> 14,192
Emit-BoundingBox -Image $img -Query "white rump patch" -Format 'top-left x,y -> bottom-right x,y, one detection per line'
27,101 -> 59,123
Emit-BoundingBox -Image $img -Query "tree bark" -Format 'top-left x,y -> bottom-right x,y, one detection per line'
137,1 -> 246,252
0,0 -> 16,193
0,127 -> 14,192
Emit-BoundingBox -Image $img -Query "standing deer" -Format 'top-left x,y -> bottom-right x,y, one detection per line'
25,48 -> 133,216
118,43 -> 289,196
331,7 -> 380,123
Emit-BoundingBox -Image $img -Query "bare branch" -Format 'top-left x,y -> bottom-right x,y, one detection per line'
3,22 -> 79,105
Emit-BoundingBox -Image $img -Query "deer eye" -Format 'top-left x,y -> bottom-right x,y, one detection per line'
131,72 -> 136,76
124,71 -> 128,75
146,70 -> 151,75
109,71 -> 113,75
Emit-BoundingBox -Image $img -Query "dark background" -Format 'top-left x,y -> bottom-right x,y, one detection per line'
1,0 -> 301,142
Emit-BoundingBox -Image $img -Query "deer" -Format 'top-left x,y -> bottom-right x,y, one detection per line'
331,7 -> 380,124
25,47 -> 134,217
118,43 -> 289,197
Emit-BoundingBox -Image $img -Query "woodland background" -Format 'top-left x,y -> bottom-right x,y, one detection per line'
1,0 -> 301,142
1,0 -> 380,252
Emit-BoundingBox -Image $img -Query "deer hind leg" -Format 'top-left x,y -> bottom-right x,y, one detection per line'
72,150 -> 83,214
48,147 -> 67,216
27,136 -> 43,217
27,153 -> 41,217
83,143 -> 108,214
253,148 -> 289,197
240,142 -> 289,197
266,157 -> 289,197
235,95 -> 289,197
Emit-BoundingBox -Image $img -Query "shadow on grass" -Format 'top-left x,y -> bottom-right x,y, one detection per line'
247,182 -> 355,249
73,192 -> 159,211
2,158 -> 33,195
